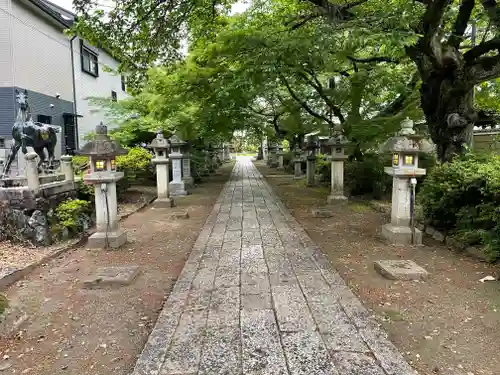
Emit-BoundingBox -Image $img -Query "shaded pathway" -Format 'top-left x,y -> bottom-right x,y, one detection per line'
131,158 -> 417,375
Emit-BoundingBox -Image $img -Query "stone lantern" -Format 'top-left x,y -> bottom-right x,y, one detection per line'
206,144 -> 215,173
305,135 -> 318,186
181,142 -> 194,187
150,131 -> 173,208
267,142 -> 278,167
327,129 -> 350,204
168,135 -> 188,196
76,122 -> 128,249
382,117 -> 426,245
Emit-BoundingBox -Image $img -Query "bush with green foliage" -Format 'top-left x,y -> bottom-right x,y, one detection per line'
419,153 -> 500,261
54,199 -> 92,234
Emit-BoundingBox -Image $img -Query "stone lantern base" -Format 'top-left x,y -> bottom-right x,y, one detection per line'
153,197 -> 174,208
327,194 -> 348,205
88,228 -> 128,249
381,224 -> 422,245
169,181 -> 187,196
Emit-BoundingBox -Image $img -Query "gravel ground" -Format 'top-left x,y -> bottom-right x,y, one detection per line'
0,165 -> 232,375
256,161 -> 500,375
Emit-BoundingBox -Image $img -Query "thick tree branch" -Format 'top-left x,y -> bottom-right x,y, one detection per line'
482,0 -> 500,29
464,37 -> 500,63
347,56 -> 399,64
421,0 -> 450,44
297,68 -> 346,123
377,72 -> 420,117
279,73 -> 334,126
469,53 -> 500,83
448,0 -> 475,47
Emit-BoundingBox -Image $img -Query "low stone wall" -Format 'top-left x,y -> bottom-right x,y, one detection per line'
370,201 -> 489,262
0,181 -> 89,246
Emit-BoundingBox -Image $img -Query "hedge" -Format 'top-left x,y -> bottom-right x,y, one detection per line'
419,153 -> 500,262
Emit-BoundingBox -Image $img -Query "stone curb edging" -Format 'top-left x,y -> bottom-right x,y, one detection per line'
369,201 -> 489,262
0,194 -> 158,291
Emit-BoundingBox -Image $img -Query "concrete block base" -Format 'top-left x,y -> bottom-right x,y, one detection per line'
169,182 -> 187,196
374,260 -> 428,281
153,198 -> 174,208
327,194 -> 348,205
381,224 -> 422,245
183,177 -> 194,187
88,229 -> 127,249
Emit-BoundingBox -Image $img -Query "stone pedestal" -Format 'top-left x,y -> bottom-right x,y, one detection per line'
306,155 -> 316,186
182,155 -> 194,187
154,161 -> 173,207
169,155 -> 187,196
277,152 -> 285,170
88,179 -> 127,249
60,155 -> 74,182
327,159 -> 347,204
25,153 -> 40,190
293,159 -> 303,179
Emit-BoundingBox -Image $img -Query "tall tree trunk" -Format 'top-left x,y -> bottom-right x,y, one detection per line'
408,44 -> 476,162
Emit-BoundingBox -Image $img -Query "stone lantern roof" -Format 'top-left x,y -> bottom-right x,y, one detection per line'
382,118 -> 424,153
169,135 -> 186,147
150,131 -> 169,149
76,123 -> 127,157
304,135 -> 318,150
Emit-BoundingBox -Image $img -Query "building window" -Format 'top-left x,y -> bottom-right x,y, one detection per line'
111,91 -> 117,102
81,42 -> 99,77
121,75 -> 126,92
37,115 -> 52,124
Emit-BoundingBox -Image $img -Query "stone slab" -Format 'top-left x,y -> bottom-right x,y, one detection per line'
167,210 -> 190,219
311,208 -> 333,218
87,229 -> 127,249
198,326 -> 241,375
241,292 -> 272,310
281,331 -> 339,375
374,260 -> 429,281
83,265 -> 140,288
272,284 -> 315,332
241,309 -> 288,375
331,352 -> 386,375
327,194 -> 348,205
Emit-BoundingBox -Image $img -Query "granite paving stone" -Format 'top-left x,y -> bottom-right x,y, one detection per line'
131,158 -> 417,375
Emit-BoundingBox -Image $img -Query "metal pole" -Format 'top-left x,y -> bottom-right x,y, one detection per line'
410,177 -> 417,245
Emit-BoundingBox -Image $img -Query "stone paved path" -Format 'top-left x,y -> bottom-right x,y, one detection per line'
131,158 -> 418,375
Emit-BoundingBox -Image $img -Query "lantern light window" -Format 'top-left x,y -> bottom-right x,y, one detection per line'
111,159 -> 116,171
392,154 -> 399,166
95,160 -> 106,171
404,155 -> 415,165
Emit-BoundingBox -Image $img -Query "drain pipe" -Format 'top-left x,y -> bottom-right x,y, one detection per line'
409,177 -> 417,245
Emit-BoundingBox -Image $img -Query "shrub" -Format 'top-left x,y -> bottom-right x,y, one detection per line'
316,154 -> 330,184
116,147 -> 154,184
54,199 -> 92,234
344,153 -> 393,199
419,153 -> 500,261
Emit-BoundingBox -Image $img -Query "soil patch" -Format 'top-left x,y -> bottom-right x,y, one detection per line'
0,164 -> 232,375
256,161 -> 500,375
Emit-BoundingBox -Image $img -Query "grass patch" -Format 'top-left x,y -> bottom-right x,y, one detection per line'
349,202 -> 373,213
0,294 -> 9,315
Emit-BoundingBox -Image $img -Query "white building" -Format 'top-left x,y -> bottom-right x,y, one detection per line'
0,0 -> 127,156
